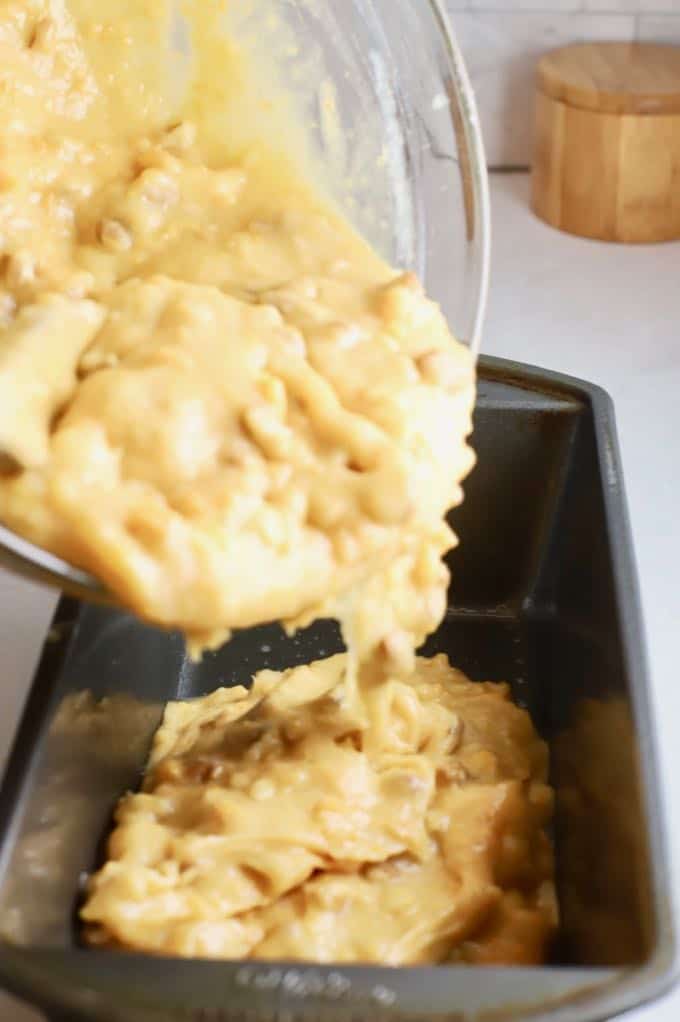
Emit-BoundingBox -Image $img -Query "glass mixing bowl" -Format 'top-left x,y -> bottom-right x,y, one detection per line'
0,0 -> 491,601
226,0 -> 491,353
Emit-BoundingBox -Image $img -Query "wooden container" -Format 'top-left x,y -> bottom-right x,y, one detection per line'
531,43 -> 680,243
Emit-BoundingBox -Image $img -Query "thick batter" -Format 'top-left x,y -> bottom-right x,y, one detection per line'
0,0 -> 475,657
0,0 -> 556,966
82,654 -> 557,964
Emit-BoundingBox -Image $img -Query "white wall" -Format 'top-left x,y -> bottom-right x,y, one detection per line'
446,2 -> 680,166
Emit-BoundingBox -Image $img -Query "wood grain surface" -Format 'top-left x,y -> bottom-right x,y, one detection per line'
532,43 -> 680,243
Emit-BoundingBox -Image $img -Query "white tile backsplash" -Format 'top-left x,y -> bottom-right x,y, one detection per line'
586,2 -> 679,10
466,1 -> 583,10
450,12 -> 636,165
637,15 -> 680,42
448,2 -> 680,7
445,3 -> 680,166
448,2 -> 680,8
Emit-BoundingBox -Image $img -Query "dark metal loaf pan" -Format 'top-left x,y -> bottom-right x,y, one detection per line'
0,357 -> 674,1022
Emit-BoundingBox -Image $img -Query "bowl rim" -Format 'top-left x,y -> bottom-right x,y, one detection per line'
430,0 -> 492,359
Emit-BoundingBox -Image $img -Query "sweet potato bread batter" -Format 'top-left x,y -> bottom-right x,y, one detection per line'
0,0 -> 557,966
0,0 -> 475,657
82,654 -> 557,964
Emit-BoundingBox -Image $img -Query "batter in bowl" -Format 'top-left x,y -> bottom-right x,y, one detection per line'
0,0 -> 475,658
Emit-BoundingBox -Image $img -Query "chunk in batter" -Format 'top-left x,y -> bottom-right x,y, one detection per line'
81,655 -> 557,965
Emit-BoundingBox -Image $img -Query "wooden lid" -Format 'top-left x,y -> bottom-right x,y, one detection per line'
537,42 -> 680,116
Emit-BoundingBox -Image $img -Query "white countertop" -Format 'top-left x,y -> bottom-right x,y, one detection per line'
0,171 -> 677,1020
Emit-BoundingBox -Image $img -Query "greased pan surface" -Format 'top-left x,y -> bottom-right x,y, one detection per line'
0,358 -> 674,1022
